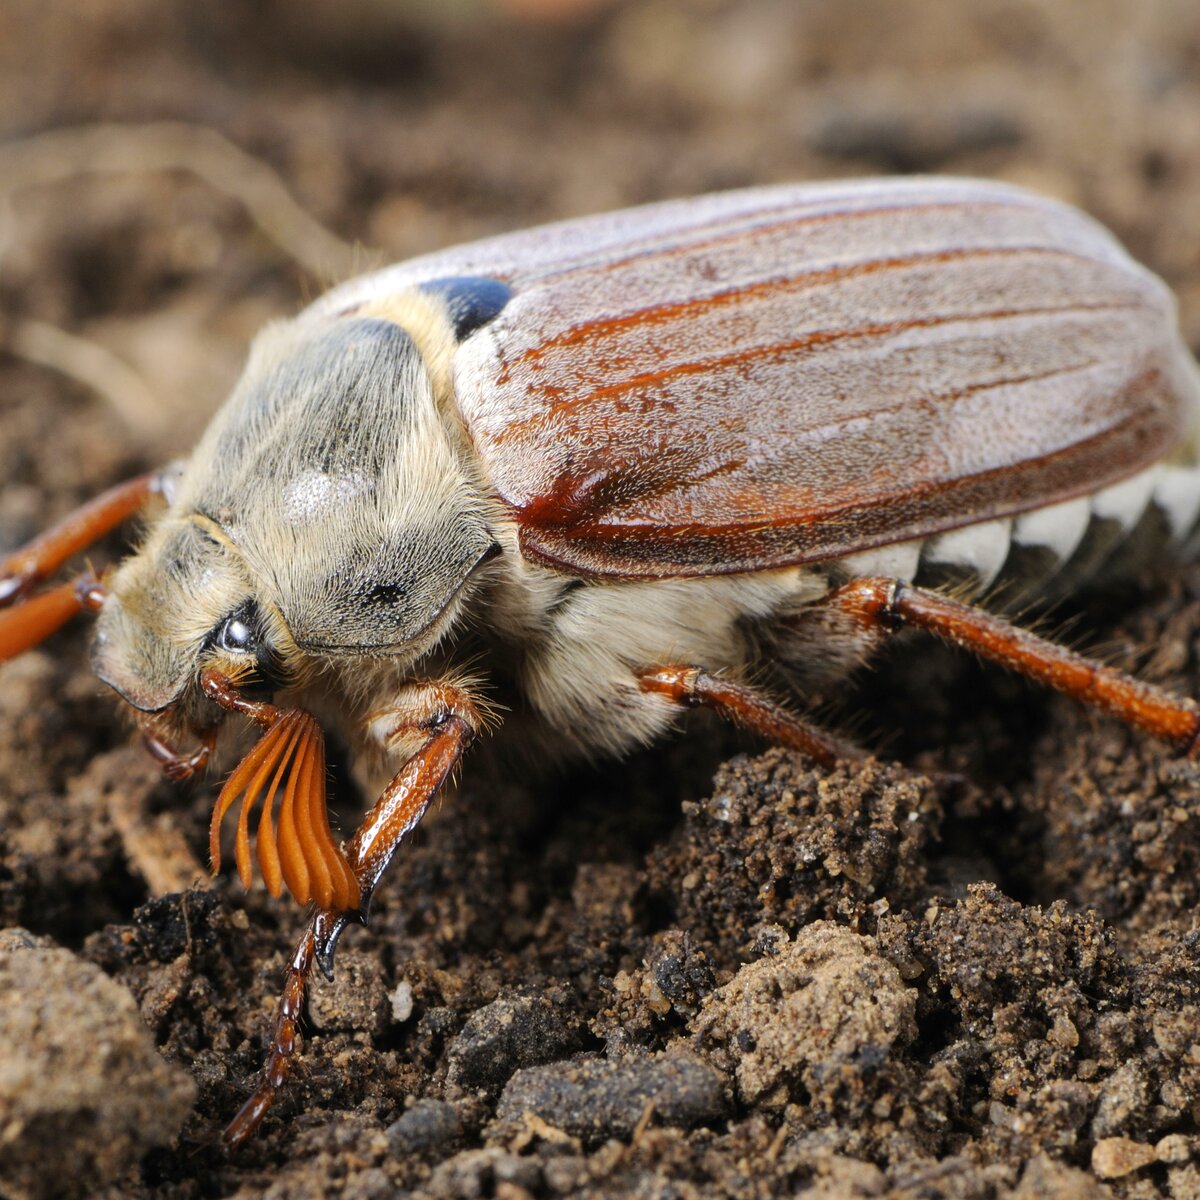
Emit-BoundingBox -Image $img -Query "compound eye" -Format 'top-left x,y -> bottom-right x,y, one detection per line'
216,615 -> 256,654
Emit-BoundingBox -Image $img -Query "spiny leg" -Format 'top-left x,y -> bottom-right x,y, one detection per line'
0,571 -> 106,660
637,665 -> 862,767
0,470 -> 162,606
0,470 -> 163,659
637,574 -> 1200,761
221,682 -> 481,1149
825,577 -> 1200,753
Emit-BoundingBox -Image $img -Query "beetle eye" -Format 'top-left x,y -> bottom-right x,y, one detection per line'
216,615 -> 256,654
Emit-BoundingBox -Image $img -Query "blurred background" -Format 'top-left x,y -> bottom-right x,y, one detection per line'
2,0 -> 1200,508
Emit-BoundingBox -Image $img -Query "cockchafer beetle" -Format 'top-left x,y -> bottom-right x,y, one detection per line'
3,176 -> 1200,1145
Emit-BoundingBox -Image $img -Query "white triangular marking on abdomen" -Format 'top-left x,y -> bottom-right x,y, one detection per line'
1153,465 -> 1200,542
838,538 -> 923,582
920,518 -> 1012,589
1091,466 -> 1161,531
1012,496 -> 1091,561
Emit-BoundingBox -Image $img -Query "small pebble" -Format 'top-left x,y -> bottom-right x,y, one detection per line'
1157,1133 -> 1192,1164
495,1053 -> 726,1145
390,980 -> 415,1023
386,1099 -> 461,1157
1092,1137 -> 1157,1179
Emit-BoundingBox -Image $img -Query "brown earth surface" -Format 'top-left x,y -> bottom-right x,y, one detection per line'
3,2 -> 1200,1197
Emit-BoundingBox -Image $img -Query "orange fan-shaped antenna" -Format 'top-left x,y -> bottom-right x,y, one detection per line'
210,709 -> 359,911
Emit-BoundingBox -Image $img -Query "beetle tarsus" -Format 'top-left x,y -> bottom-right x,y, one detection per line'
222,919 -> 317,1150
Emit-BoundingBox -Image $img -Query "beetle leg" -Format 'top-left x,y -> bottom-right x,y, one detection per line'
825,577 -> 1200,753
220,912 -> 323,1152
222,682 -> 479,1150
139,720 -> 217,782
0,570 -> 107,661
346,682 -> 483,929
0,471 -> 160,659
637,666 -> 862,767
0,471 -> 162,608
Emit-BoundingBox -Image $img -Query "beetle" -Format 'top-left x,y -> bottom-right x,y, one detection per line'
2,176 -> 1199,1146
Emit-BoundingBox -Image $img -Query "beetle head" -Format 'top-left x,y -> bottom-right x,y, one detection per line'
91,515 -> 288,722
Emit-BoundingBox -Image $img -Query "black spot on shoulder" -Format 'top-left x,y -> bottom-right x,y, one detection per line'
420,276 -> 513,341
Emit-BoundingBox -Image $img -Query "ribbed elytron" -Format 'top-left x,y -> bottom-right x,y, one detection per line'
3,177 -> 1200,1144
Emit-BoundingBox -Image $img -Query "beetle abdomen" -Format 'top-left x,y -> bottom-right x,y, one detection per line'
835,458 -> 1200,600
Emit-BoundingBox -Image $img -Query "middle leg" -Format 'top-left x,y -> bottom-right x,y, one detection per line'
638,665 -> 861,767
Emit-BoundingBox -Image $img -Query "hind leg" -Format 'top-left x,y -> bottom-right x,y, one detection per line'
823,577 -> 1200,752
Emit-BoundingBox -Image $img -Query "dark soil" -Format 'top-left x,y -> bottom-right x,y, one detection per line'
3,3 -> 1200,1197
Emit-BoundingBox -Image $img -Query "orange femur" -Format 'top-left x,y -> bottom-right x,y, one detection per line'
209,709 -> 359,911
0,579 -> 86,660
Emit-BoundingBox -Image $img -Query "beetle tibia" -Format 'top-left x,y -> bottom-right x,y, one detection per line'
0,571 -> 107,661
0,471 -> 160,608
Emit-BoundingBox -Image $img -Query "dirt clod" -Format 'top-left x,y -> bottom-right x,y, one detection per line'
446,988 -> 588,1095
309,948 -> 391,1036
692,921 -> 917,1110
0,928 -> 194,1200
649,754 -> 941,963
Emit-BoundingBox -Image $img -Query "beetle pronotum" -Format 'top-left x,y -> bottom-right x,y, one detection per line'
2,176 -> 1199,1145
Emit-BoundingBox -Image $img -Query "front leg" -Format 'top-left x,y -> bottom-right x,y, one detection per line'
0,471 -> 163,660
222,680 -> 482,1149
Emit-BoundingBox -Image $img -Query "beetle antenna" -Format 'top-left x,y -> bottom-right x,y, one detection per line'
203,671 -> 359,912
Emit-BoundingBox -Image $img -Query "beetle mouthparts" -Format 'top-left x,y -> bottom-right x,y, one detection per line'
209,707 -> 359,912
